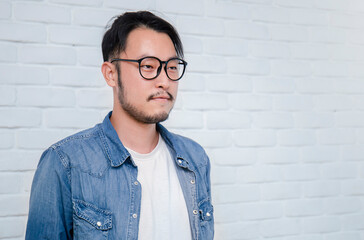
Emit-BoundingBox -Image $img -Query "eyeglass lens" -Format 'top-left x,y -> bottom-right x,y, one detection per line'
140,57 -> 185,80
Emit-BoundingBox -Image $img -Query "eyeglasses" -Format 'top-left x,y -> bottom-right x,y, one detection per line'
110,56 -> 187,81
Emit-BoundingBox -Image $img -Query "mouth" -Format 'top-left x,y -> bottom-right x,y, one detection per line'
148,92 -> 174,102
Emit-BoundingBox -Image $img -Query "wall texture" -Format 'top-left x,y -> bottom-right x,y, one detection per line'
1,0 -> 364,239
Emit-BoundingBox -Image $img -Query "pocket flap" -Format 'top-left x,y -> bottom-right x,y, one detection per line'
198,198 -> 214,221
73,199 -> 112,230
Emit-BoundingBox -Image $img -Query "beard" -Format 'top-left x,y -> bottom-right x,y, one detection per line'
116,67 -> 174,124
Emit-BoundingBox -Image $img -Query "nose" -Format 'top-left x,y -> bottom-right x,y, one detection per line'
155,64 -> 170,89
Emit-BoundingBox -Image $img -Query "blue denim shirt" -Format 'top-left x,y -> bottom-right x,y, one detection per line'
26,112 -> 214,240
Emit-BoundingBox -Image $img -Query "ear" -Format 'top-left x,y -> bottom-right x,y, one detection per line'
101,61 -> 118,87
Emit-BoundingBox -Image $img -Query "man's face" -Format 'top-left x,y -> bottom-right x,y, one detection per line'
115,27 -> 179,124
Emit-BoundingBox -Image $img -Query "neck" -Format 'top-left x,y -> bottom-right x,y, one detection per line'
110,107 -> 159,154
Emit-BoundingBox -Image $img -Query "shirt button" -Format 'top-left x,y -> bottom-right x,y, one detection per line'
193,210 -> 198,215
178,160 -> 182,164
132,213 -> 138,218
134,181 -> 138,185
190,179 -> 195,184
206,212 -> 211,217
97,221 -> 102,226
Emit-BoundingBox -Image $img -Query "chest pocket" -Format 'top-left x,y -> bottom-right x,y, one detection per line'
73,199 -> 112,239
198,198 -> 214,239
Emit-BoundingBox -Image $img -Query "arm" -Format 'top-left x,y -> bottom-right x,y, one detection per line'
26,147 -> 73,240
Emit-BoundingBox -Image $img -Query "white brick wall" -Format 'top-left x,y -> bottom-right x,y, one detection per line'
1,0 -> 364,239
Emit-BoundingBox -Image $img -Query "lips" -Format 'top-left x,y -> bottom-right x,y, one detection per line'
148,92 -> 174,101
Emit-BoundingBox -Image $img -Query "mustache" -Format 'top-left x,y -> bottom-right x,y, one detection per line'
147,91 -> 174,101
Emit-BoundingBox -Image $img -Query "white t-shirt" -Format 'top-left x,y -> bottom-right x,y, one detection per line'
126,135 -> 192,240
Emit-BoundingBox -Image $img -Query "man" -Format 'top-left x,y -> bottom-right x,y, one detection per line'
26,11 -> 214,240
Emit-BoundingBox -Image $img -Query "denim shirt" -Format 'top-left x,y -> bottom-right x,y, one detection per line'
26,112 -> 214,240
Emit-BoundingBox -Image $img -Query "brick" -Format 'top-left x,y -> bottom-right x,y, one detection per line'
283,164 -> 320,181
356,129 -> 364,144
235,130 -> 276,147
0,195 -> 29,216
0,65 -> 49,85
347,29 -> 364,45
0,130 -> 14,149
301,146 -> 340,163
206,75 -> 252,92
210,147 -> 256,166
206,1 -> 250,20
304,217 -> 341,234
49,26 -> 103,46
51,67 -> 104,87
179,130 -> 232,148
335,79 -> 364,94
330,45 -> 364,61
156,0 -> 204,15
0,216 -> 26,238
0,1 -> 11,19
213,203 -> 242,223
261,219 -> 301,237
278,130 -> 316,146
304,181 -> 340,197
77,47 -> 103,67
336,112 -> 364,127
104,0 -> 154,9
177,17 -> 224,36
204,38 -> 248,56
228,58 -> 270,75
163,110 -> 203,129
323,162 -> 358,179
262,182 -> 301,200
271,60 -> 311,77
310,27 -> 347,44
348,0 -> 364,13
50,0 -> 102,6
213,185 -> 260,204
211,166 -> 236,185
215,222 -> 259,240
0,86 -> 16,106
0,43 -> 17,63
318,129 -> 355,145
347,62 -> 364,77
325,232 -> 362,240
44,109 -> 102,129
250,42 -> 290,59
0,108 -> 41,128
326,197 -> 361,215
254,77 -> 294,93
291,9 -> 329,26
330,13 -> 364,29
341,214 -> 364,231
296,78 -> 335,94
0,22 -> 46,43
178,73 -> 205,92
294,112 -> 335,128
14,2 -> 70,24
234,0 -> 272,3
182,93 -> 229,110
225,21 -> 269,40
206,111 -> 251,129
73,8 -> 119,27
342,146 -> 364,161
16,129 -> 74,150
314,95 -> 353,111
271,26 -> 309,42
0,173 -> 23,194
257,147 -> 300,164
237,165 -> 282,183
290,43 -> 329,60
275,0 -> 315,8
186,54 -> 227,73
0,151 -> 40,171
286,199 -> 324,217
181,36 -> 203,54
240,202 -> 283,220
19,46 -> 76,65
76,88 -> 112,108
17,87 -> 76,107
252,7 -> 290,23
252,112 -> 294,128
274,95 -> 313,111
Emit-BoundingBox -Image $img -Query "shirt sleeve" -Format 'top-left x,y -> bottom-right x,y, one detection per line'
25,147 -> 73,240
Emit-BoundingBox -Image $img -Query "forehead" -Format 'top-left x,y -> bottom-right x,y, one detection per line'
123,27 -> 176,58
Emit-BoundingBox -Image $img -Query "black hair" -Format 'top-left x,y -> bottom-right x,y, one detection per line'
102,11 -> 184,62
